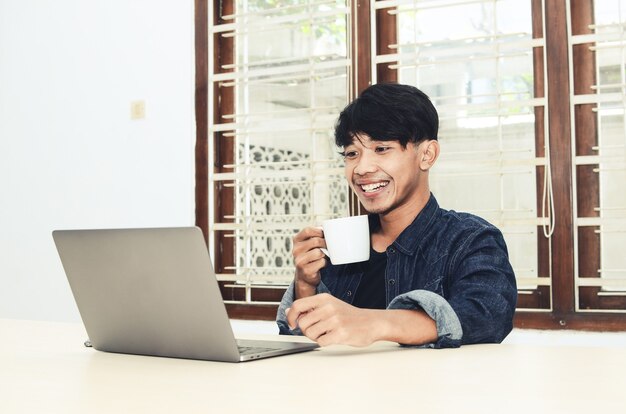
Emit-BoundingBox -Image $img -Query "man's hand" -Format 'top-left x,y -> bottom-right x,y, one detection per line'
286,293 -> 439,347
286,293 -> 382,347
292,227 -> 328,299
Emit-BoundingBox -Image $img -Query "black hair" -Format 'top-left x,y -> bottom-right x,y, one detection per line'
334,83 -> 439,148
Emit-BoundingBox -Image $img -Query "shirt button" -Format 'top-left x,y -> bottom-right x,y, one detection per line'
388,279 -> 395,285
346,290 -> 352,297
388,247 -> 395,254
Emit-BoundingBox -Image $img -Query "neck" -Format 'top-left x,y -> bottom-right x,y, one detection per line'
371,187 -> 431,251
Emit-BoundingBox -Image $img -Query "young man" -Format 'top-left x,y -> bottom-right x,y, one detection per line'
276,83 -> 517,348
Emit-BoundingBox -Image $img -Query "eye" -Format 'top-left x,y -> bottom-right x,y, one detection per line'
375,146 -> 391,153
340,149 -> 358,159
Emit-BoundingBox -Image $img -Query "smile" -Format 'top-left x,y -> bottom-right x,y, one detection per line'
360,181 -> 389,193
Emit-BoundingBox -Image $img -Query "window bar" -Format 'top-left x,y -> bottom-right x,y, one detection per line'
213,59 -> 351,83
385,51 -> 534,71
214,9 -> 348,35
373,0 -> 498,12
221,105 -> 338,119
221,52 -> 347,71
221,0 -> 340,20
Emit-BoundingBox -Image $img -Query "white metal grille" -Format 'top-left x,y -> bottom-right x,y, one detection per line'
232,144 -> 348,284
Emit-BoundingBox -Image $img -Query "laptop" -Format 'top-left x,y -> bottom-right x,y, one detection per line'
52,227 -> 318,362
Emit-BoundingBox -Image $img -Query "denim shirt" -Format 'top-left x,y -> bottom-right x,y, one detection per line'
276,194 -> 517,348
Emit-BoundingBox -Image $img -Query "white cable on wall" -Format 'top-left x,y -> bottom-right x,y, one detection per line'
541,141 -> 556,239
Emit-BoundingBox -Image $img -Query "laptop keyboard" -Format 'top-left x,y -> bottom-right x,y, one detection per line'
238,345 -> 280,355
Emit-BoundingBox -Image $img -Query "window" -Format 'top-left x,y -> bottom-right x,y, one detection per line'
196,0 -> 626,329
201,0 -> 352,317
570,0 -> 626,312
376,0 -> 550,310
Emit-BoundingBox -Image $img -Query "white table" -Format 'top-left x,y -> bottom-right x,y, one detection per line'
1,318 -> 624,413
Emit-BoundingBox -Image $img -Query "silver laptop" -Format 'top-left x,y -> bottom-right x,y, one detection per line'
52,227 -> 318,362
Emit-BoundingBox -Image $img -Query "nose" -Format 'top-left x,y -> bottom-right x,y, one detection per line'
353,150 -> 378,176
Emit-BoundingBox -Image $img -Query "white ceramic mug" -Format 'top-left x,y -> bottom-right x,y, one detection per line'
320,215 -> 370,265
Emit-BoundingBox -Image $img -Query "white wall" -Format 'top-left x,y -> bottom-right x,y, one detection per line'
0,0 -> 196,322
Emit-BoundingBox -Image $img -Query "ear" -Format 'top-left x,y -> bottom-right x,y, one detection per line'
418,140 -> 439,171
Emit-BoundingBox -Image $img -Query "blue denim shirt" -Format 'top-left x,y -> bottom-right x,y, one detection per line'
276,194 -> 517,348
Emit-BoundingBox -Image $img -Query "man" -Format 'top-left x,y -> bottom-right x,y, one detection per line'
276,83 -> 517,348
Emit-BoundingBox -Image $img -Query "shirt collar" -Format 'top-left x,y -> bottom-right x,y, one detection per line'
368,193 -> 439,256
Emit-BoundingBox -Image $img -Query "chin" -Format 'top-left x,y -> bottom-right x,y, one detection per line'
365,207 -> 393,215
356,199 -> 392,215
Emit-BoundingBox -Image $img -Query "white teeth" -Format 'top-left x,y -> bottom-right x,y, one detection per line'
360,181 -> 389,192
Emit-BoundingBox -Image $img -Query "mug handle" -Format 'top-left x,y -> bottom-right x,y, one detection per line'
317,226 -> 329,258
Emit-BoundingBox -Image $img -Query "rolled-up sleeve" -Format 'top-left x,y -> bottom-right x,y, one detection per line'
276,281 -> 331,335
388,290 -> 463,348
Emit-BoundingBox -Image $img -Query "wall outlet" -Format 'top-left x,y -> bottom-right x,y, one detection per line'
130,100 -> 146,120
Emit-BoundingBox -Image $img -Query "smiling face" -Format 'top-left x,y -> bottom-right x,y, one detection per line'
343,134 -> 437,218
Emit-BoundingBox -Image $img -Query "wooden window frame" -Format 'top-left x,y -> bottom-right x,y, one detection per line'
195,0 -> 626,329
